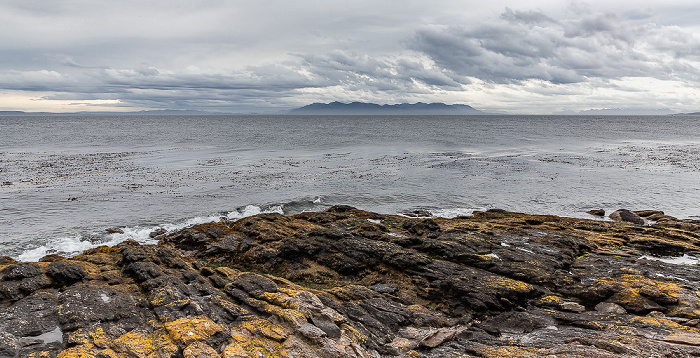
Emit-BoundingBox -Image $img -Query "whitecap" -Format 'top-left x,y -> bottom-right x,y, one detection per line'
429,208 -> 475,218
15,203 -> 287,261
17,235 -> 96,262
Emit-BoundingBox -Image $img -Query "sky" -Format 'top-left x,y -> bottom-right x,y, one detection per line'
1,0 -> 699,114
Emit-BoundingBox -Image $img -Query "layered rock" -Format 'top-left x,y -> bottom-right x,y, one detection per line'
2,206 -> 700,357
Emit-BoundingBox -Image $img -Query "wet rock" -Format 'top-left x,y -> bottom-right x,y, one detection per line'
587,209 -> 605,217
0,257 -> 17,265
149,228 -> 167,238
402,219 -> 441,236
105,227 -> 124,234
403,210 -> 432,218
326,205 -> 357,213
609,209 -> 646,225
635,210 -> 664,217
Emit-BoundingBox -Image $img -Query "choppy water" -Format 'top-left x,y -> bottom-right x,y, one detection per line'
2,114 -> 700,260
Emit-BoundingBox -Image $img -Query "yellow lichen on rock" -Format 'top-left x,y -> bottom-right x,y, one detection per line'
164,316 -> 227,347
259,291 -> 293,308
111,328 -> 178,358
239,318 -> 290,342
183,342 -> 221,358
55,344 -> 100,358
91,349 -> 127,358
479,275 -> 534,295
276,308 -> 310,329
65,326 -> 110,348
222,330 -> 286,358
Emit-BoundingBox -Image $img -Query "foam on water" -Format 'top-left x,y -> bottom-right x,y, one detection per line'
15,204 -> 288,262
429,208 -> 477,218
5,114 -> 700,261
17,235 -> 102,262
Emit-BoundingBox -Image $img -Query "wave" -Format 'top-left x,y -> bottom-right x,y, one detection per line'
15,200 -> 325,262
12,197 -> 487,262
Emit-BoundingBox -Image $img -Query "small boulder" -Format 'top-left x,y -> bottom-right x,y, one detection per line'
560,301 -> 586,313
634,210 -> 664,218
609,209 -> 645,225
298,323 -> 327,340
420,326 -> 468,348
587,209 -> 605,217
106,227 -> 124,234
149,228 -> 167,238
1,263 -> 42,280
46,261 -> 87,287
595,302 -> 627,315
403,210 -> 432,218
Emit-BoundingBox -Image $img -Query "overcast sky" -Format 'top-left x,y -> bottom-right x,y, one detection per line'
1,1 -> 699,114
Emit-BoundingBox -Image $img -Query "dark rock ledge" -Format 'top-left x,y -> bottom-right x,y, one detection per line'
3,206 -> 700,357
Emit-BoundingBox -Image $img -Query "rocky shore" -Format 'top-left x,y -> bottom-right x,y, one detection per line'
3,206 -> 700,357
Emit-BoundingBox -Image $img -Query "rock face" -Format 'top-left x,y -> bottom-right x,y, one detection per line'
3,207 -> 700,357
609,209 -> 646,225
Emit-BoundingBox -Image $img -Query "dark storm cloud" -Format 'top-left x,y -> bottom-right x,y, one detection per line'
411,9 -> 700,84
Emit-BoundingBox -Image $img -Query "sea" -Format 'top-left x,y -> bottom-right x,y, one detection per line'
2,114 -> 700,261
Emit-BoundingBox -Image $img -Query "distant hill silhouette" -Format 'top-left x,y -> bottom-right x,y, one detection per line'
288,102 -> 485,115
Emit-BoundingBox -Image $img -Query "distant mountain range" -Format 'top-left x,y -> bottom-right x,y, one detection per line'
2,106 -> 696,116
288,102 -> 486,115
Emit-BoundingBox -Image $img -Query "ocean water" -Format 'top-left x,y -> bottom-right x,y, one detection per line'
2,114 -> 700,260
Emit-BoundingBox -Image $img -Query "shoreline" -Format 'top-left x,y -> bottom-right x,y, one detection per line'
7,202 -> 700,262
2,206 -> 700,356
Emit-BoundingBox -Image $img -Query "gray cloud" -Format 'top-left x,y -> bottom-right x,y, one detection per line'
1,1 -> 700,113
411,9 -> 700,85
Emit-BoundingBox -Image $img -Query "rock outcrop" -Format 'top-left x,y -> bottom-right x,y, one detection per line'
3,206 -> 700,357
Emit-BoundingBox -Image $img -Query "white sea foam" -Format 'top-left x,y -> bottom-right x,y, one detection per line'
17,235 -> 99,262
429,208 -> 475,218
16,204 -> 286,262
